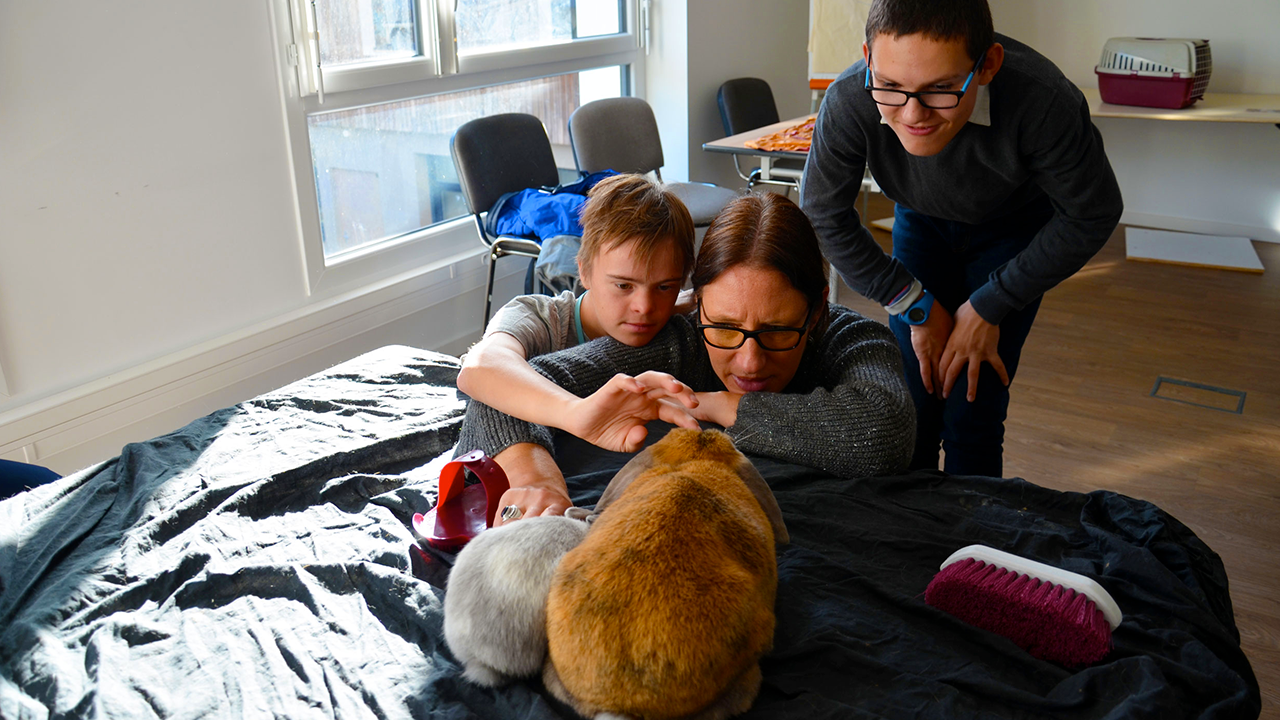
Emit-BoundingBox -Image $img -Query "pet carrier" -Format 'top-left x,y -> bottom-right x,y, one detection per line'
1095,37 -> 1211,109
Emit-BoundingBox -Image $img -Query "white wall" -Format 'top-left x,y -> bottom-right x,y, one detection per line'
0,1 -> 515,474
0,0 -> 812,476
989,0 -> 1280,243
645,0 -> 692,182
646,0 -> 812,192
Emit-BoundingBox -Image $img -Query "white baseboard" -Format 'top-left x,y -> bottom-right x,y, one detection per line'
1121,211 -> 1280,245
0,250 -> 526,476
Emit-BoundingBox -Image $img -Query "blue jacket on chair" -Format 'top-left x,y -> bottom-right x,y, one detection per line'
484,170 -> 618,242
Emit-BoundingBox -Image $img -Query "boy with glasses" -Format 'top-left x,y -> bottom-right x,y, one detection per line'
801,0 -> 1123,477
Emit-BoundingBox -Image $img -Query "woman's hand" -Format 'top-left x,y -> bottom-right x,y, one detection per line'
907,299 -> 954,396
938,301 -> 1008,402
492,485 -> 572,526
565,371 -> 700,453
491,443 -> 573,526
684,391 -> 742,428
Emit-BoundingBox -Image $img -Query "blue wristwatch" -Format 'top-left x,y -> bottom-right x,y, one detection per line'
901,289 -> 934,325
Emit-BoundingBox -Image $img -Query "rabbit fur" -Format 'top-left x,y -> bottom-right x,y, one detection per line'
443,514 -> 590,686
543,428 -> 788,720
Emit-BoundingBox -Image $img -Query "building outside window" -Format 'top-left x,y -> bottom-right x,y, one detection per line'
270,0 -> 642,290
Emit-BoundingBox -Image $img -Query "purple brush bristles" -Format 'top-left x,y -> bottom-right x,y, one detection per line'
925,556 -> 1113,667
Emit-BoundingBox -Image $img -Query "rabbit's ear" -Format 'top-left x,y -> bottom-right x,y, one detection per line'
735,457 -> 789,544
563,506 -> 598,524
593,445 -> 659,515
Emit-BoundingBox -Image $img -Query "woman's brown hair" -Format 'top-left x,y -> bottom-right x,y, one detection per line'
693,192 -> 830,333
578,174 -> 695,279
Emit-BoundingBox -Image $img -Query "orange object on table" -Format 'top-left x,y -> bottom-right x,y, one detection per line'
744,116 -> 816,153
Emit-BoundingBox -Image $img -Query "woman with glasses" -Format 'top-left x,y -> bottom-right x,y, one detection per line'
801,0 -> 1123,477
455,192 -> 915,524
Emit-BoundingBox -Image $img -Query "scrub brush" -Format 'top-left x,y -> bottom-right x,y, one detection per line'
924,544 -> 1122,666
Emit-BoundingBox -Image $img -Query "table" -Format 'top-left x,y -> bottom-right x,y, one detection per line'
1080,87 -> 1280,126
1079,87 -> 1280,270
702,114 -> 887,302
701,115 -> 813,189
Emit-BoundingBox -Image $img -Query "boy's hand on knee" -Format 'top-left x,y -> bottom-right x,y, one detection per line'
939,301 -> 1009,402
909,299 -> 954,396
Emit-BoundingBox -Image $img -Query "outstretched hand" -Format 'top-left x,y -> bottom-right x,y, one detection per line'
490,443 -> 573,527
492,485 -> 572,526
681,391 -> 742,428
566,371 -> 700,453
939,301 -> 1008,402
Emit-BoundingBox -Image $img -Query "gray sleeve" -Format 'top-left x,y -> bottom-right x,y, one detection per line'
968,93 -> 1123,324
454,398 -> 556,459
801,83 -> 917,307
728,310 -> 915,478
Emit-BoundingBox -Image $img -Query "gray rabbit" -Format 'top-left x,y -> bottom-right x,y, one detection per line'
442,513 -> 591,686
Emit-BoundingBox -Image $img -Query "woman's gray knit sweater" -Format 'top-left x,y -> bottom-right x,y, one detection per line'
455,304 -> 915,479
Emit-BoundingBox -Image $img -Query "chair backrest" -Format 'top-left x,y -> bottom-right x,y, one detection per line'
451,113 -> 561,217
717,77 -> 782,136
568,97 -> 665,176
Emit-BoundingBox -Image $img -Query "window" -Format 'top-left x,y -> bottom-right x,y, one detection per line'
270,0 -> 645,292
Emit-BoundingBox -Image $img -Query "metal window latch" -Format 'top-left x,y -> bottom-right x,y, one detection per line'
640,0 -> 650,56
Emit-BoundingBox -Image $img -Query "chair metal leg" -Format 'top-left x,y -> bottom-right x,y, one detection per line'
484,249 -> 499,323
732,155 -> 754,185
524,257 -> 538,295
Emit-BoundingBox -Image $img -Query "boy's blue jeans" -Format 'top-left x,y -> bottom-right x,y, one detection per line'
887,198 -> 1053,478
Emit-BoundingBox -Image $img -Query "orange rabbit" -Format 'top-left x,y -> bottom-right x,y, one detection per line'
543,428 -> 788,720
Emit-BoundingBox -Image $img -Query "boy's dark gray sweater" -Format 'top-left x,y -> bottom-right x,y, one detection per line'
801,34 -> 1124,324
455,305 -> 916,479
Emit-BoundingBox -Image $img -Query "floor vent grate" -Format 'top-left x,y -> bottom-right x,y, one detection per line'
1150,377 -> 1246,414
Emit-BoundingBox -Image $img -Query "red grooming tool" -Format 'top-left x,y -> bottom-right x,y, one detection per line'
925,545 -> 1123,667
412,450 -> 509,552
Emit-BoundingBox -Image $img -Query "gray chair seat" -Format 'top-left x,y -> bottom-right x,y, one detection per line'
569,97 -> 735,228
667,182 -> 740,226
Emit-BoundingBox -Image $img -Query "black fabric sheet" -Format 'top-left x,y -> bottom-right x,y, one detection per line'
0,346 -> 1259,719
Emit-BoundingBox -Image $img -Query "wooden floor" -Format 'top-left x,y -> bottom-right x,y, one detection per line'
840,194 -> 1279,717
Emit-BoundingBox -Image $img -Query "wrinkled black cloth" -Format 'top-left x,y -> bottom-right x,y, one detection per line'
0,346 -> 1258,719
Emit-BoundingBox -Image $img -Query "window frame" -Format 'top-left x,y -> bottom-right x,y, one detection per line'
268,0 -> 646,296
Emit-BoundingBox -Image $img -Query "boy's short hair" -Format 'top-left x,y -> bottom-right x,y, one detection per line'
577,174 -> 696,279
865,0 -> 994,63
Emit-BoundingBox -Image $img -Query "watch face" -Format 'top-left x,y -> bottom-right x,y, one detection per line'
907,307 -> 926,323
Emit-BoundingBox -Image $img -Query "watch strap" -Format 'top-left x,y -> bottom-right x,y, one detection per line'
902,289 -> 934,325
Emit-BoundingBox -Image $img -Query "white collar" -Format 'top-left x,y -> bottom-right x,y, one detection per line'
970,83 -> 992,126
879,83 -> 991,127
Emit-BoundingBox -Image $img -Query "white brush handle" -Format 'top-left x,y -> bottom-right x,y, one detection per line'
940,545 -> 1123,630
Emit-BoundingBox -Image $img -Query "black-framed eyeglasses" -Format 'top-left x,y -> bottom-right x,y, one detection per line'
696,301 -> 813,352
863,50 -> 986,109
